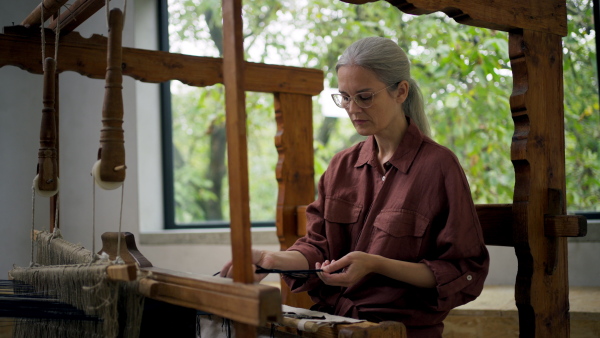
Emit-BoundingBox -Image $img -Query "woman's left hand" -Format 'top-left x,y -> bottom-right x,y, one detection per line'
316,251 -> 377,287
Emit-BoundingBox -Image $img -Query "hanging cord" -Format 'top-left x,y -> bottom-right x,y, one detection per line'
106,0 -> 128,27
91,173 -> 98,263
40,2 -> 63,66
30,184 -> 36,267
54,7 -> 61,61
114,182 -> 125,264
51,193 -> 60,238
40,1 -> 45,70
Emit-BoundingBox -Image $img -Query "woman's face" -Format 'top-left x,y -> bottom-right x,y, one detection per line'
337,65 -> 406,138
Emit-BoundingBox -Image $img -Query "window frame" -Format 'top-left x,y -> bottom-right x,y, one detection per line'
158,0 -> 275,229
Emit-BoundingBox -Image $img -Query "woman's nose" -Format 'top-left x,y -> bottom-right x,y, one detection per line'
346,98 -> 362,112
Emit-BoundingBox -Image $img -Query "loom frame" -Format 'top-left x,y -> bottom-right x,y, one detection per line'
0,0 -> 589,337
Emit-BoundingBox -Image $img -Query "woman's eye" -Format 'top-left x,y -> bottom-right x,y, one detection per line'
342,96 -> 351,102
357,94 -> 372,101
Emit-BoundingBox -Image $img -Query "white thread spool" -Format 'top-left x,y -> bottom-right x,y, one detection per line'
33,174 -> 59,197
92,160 -> 123,190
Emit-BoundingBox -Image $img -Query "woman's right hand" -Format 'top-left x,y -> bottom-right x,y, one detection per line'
219,249 -> 271,282
218,250 -> 309,282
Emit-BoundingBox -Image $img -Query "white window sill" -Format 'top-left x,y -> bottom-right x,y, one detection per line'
140,227 -> 280,245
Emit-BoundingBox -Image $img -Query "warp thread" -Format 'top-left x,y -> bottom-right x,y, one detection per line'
10,263 -> 143,338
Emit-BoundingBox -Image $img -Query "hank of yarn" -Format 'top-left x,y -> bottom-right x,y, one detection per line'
91,160 -> 122,190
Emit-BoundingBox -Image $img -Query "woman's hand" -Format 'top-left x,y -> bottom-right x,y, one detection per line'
316,251 -> 377,287
218,250 -> 308,283
219,249 -> 270,282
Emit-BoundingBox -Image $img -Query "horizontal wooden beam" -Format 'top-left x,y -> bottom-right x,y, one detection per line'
544,214 -> 588,237
48,0 -> 106,35
0,27 -> 324,96
139,267 -> 282,326
270,319 -> 406,337
352,0 -> 567,36
21,0 -> 70,28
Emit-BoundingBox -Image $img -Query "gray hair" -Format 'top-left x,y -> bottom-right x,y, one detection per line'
336,37 -> 431,137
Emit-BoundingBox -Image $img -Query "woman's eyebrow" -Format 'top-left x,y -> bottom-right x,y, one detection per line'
338,87 -> 374,94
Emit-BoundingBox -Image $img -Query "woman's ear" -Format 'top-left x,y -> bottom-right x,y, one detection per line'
396,80 -> 410,104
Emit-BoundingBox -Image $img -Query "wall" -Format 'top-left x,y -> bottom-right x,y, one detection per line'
0,0 -> 597,288
0,0 -> 139,273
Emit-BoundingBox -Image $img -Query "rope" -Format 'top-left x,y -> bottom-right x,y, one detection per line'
115,182 -> 125,264
54,7 -> 61,62
92,174 -> 96,256
30,184 -> 36,267
53,194 -> 59,233
40,1 -> 45,70
105,0 -> 128,27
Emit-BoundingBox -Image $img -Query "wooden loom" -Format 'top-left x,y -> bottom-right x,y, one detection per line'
0,0 -> 589,337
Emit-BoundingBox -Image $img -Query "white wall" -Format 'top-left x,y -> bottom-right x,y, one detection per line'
0,0 -> 597,287
0,0 -> 140,273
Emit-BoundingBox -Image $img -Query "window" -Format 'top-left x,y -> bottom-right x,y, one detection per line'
159,0 -> 599,229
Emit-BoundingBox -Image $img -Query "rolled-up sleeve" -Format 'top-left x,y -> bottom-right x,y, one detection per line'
419,156 -> 489,311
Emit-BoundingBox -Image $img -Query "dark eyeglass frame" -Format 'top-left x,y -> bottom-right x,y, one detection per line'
331,83 -> 397,109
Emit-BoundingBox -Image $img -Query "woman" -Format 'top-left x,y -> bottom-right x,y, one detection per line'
221,37 -> 489,337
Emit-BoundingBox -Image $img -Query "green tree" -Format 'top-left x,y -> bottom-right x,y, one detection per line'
168,0 -> 599,225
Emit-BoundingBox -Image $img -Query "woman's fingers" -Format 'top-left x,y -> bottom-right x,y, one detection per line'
219,261 -> 233,277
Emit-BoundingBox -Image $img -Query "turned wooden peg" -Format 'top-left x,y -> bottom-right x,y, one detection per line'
37,57 -> 59,192
98,8 -> 126,183
98,232 -> 152,267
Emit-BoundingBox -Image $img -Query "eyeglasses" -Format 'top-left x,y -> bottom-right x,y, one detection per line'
331,83 -> 397,109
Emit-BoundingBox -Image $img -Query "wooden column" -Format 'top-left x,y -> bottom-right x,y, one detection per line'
509,29 -> 570,337
222,0 -> 256,336
274,92 -> 315,309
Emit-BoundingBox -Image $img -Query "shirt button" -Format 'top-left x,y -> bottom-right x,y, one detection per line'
382,176 -> 386,181
466,275 -> 473,281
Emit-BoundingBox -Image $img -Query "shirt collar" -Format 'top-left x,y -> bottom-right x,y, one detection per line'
355,116 -> 424,174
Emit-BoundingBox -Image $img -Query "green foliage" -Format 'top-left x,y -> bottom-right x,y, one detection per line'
168,0 -> 599,225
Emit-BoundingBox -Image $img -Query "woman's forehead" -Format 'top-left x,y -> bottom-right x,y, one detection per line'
337,66 -> 383,92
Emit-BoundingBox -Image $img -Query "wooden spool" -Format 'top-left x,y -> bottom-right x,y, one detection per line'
37,57 -> 58,193
97,8 -> 126,184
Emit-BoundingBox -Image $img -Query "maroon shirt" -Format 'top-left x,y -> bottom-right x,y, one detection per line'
284,118 -> 489,335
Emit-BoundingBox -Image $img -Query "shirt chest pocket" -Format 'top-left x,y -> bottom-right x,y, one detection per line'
324,197 -> 362,224
370,209 -> 430,261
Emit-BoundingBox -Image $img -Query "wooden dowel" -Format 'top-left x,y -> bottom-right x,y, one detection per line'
47,0 -> 107,35
38,57 -> 58,192
21,0 -> 70,28
545,215 -> 588,237
98,8 -> 126,182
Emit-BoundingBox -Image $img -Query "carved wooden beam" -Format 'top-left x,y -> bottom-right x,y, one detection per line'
509,29 -> 570,337
48,0 -> 107,35
341,0 -> 567,36
0,27 -> 324,95
275,93 -> 316,310
22,0 -> 70,28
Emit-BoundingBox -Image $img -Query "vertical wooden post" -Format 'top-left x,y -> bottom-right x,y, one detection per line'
274,92 -> 315,308
509,29 -> 570,337
222,0 -> 256,336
